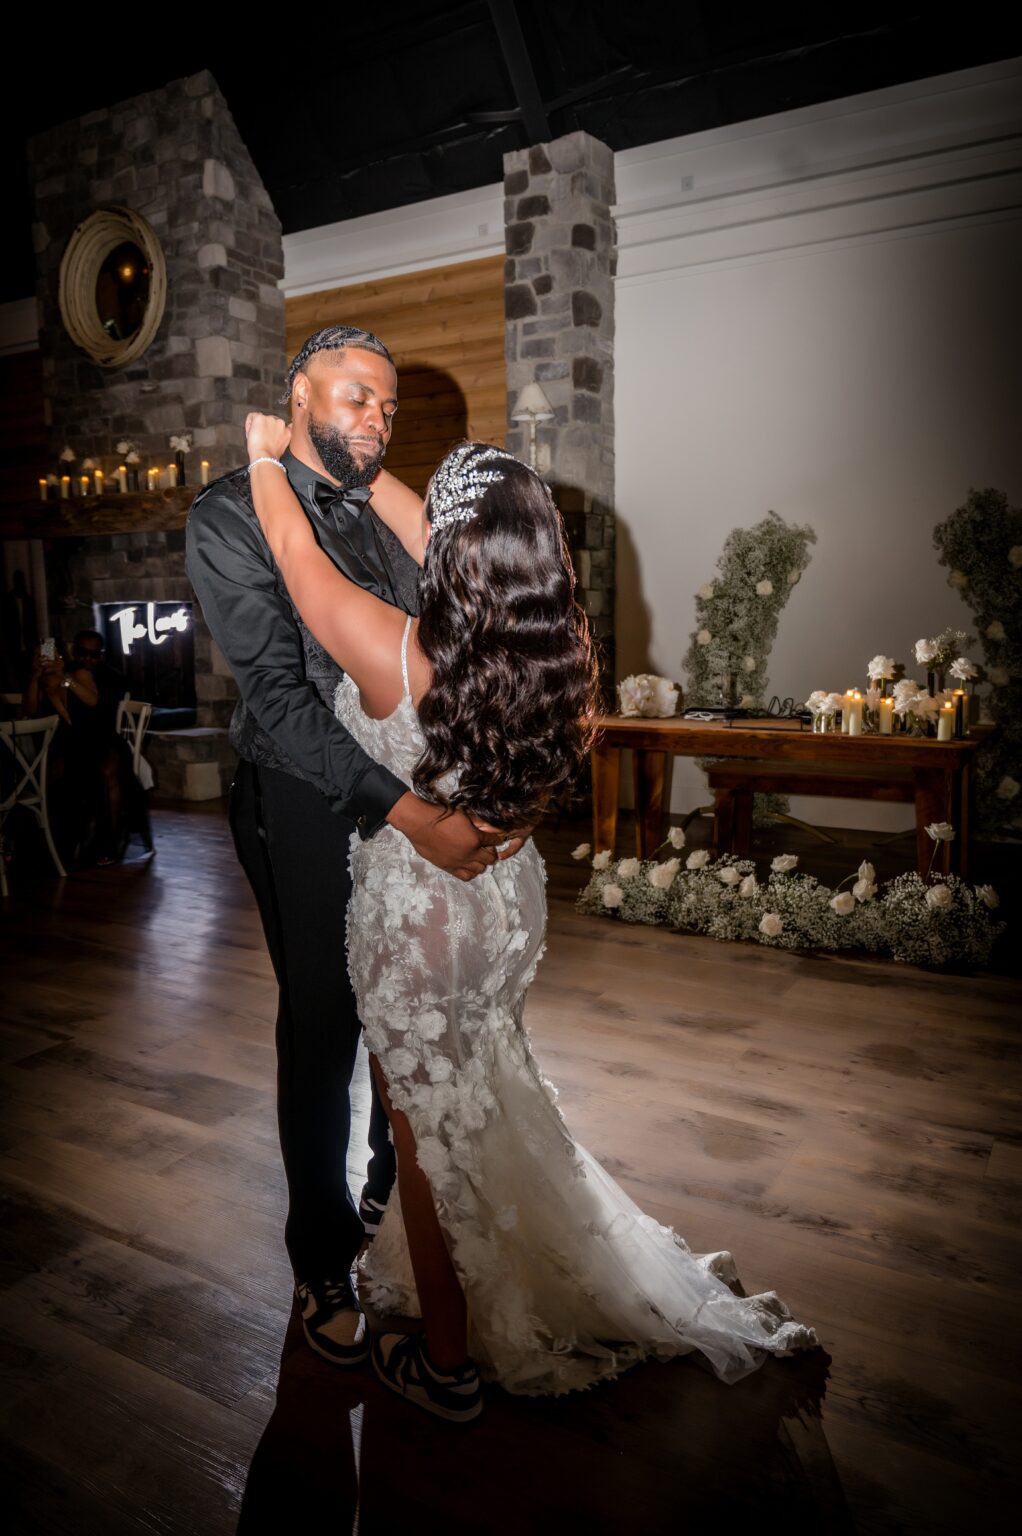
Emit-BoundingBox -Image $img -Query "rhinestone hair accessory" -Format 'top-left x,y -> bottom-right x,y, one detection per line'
428,443 -> 524,536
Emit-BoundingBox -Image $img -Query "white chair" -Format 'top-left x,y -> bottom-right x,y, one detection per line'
0,716 -> 66,897
115,698 -> 153,780
1,692 -> 22,711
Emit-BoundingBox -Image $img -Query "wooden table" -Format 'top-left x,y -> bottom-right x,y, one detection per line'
591,714 -> 985,878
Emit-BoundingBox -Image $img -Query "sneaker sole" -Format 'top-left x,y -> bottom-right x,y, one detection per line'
302,1325 -> 371,1368
371,1343 -> 483,1424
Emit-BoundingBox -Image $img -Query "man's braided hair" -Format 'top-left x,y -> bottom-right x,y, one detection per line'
282,325 -> 393,403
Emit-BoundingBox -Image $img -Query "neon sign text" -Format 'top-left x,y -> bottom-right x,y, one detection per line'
109,603 -> 190,653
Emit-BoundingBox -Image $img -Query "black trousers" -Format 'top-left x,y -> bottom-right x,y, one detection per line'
229,759 -> 396,1281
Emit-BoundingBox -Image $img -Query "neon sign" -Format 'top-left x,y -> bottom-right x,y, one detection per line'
108,602 -> 190,653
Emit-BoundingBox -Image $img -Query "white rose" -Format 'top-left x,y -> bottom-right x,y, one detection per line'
771,854 -> 798,874
975,884 -> 1000,909
385,1047 -> 419,1079
755,579 -> 773,596
1009,546 -> 1022,568
829,892 -> 855,915
852,878 -> 876,903
915,639 -> 937,665
601,883 -> 624,908
667,826 -> 686,849
759,912 -> 783,937
867,654 -> 895,680
617,858 -> 641,881
949,657 -> 978,682
696,629 -> 712,647
924,883 -> 953,910
592,849 -> 613,870
743,655 -> 757,673
686,849 -> 710,870
698,582 -> 716,600
925,822 -> 955,842
116,439 -> 131,455
738,874 -> 758,898
949,570 -> 968,589
717,866 -> 742,886
571,842 -> 591,860
986,621 -> 1006,640
787,568 -> 801,584
989,667 -> 1010,686
858,860 -> 876,883
996,775 -> 1020,801
648,858 -> 681,890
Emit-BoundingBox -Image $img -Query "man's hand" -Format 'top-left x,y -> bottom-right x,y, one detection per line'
386,792 -> 530,881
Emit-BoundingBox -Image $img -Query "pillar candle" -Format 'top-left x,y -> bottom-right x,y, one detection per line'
79,475 -> 90,497
200,460 -> 210,486
953,689 -> 967,738
60,475 -> 70,500
117,465 -> 128,493
38,478 -> 48,501
168,462 -> 179,488
937,704 -> 954,742
842,689 -> 855,733
848,704 -> 862,737
879,698 -> 894,735
93,469 -> 104,496
147,467 -> 159,492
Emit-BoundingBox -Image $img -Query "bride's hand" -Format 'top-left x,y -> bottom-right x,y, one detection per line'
246,412 -> 292,462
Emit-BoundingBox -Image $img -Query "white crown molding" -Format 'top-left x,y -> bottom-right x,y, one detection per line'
0,297 -> 39,355
614,58 -> 1022,284
281,183 -> 506,297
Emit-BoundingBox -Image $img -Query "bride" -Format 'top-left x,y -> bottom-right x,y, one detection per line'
243,414 -> 817,1423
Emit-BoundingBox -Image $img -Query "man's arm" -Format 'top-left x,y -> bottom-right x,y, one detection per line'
186,486 -> 406,836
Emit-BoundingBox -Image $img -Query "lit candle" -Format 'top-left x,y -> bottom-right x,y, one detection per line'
147,467 -> 159,492
168,461 -> 179,488
117,465 -> 128,493
39,478 -> 48,501
79,475 -> 90,497
937,703 -> 954,742
842,689 -> 855,733
60,475 -> 70,500
879,697 -> 894,735
200,460 -> 210,487
93,468 -> 104,496
953,689 -> 967,738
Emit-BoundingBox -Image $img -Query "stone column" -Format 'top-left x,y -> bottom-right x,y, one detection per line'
503,132 -> 616,689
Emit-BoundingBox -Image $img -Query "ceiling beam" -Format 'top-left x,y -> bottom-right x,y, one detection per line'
486,0 -> 551,144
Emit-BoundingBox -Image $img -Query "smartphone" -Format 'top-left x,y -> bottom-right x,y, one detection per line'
40,637 -> 56,661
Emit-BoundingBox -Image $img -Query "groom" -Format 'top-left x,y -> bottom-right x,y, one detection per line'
187,325 -> 520,1366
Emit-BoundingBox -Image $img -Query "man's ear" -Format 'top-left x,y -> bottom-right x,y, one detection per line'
291,370 -> 309,410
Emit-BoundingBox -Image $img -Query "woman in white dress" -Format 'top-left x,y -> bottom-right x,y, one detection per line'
243,415 -> 817,1424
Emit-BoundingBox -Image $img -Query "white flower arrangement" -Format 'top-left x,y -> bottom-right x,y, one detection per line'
934,488 -> 1021,836
867,654 -> 896,682
59,445 -> 76,463
617,673 -> 679,718
576,849 -> 1003,969
169,433 -> 193,453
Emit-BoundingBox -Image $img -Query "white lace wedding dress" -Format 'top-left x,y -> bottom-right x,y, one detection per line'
339,619 -> 816,1396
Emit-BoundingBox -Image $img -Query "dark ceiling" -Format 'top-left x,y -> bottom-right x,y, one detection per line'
2,4 -> 1019,303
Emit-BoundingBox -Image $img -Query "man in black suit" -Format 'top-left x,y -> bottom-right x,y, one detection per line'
186,327 -> 519,1366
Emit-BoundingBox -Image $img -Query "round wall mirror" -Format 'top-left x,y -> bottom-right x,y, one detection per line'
58,207 -> 167,369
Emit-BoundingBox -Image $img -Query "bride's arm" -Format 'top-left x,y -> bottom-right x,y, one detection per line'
246,415 -> 404,695
368,468 -> 426,565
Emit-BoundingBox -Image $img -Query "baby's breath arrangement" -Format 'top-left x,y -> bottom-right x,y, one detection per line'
684,512 -> 816,709
933,488 -> 1022,836
574,832 -> 1003,970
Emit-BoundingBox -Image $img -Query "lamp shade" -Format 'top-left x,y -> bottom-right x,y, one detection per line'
510,382 -> 555,421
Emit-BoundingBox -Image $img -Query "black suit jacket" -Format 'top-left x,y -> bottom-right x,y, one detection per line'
185,449 -> 420,838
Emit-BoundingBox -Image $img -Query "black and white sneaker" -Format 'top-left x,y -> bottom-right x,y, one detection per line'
372,1332 -> 483,1423
295,1275 -> 370,1367
358,1193 -> 387,1239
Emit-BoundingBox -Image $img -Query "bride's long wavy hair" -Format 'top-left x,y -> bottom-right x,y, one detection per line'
413,444 -> 600,829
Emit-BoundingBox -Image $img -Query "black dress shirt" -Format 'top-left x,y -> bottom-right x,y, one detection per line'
185,449 -> 420,837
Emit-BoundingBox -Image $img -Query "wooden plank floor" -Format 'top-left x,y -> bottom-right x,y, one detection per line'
1,801 -> 1020,1534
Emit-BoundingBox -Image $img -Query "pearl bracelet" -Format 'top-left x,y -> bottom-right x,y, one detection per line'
248,457 -> 287,473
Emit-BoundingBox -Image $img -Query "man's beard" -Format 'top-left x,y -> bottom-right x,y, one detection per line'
307,410 -> 386,488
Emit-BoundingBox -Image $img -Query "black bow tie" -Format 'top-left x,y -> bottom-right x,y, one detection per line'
311,479 -> 372,523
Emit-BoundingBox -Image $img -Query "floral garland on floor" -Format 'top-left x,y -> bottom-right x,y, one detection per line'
573,830 -> 1003,969
933,487 -> 1022,836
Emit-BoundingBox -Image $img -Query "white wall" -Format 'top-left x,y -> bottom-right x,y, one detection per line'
614,60 -> 1022,827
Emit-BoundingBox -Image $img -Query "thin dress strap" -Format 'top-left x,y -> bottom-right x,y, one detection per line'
400,614 -> 413,700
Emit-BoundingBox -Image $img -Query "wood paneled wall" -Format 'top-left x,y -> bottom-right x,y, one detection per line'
285,255 -> 506,495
